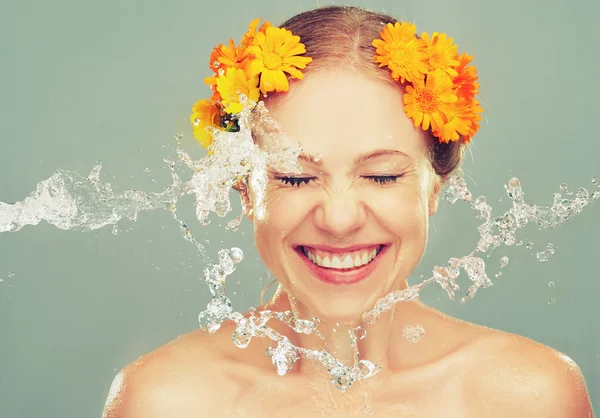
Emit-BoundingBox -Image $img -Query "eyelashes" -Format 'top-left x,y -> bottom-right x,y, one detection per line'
275,175 -> 403,187
278,177 -> 314,187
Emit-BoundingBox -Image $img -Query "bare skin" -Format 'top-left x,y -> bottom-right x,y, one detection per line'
103,293 -> 593,417
103,70 -> 593,417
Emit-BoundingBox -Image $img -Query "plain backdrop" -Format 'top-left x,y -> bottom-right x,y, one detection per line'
0,0 -> 598,416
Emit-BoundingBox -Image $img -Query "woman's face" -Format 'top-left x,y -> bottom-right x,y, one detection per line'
248,69 -> 440,322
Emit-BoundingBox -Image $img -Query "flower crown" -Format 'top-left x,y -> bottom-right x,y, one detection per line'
190,18 -> 482,150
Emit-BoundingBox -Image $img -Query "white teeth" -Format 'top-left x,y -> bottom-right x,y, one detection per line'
361,252 -> 368,264
331,256 -> 343,268
342,255 -> 354,268
304,246 -> 382,270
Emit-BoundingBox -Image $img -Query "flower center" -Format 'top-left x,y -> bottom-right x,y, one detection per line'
415,87 -> 439,113
389,43 -> 412,68
429,49 -> 449,70
264,52 -> 282,70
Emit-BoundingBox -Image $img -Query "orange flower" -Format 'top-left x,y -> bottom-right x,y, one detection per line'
372,22 -> 430,83
435,99 -> 474,142
404,69 -> 457,134
453,52 -> 479,100
190,100 -> 222,149
245,26 -> 313,93
205,39 -> 247,88
421,32 -> 460,78
461,100 -> 483,143
239,18 -> 272,50
209,44 -> 224,73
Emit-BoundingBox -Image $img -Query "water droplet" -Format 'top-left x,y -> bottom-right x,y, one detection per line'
495,272 -> 502,278
314,154 -> 322,162
227,217 -> 241,230
229,247 -> 244,263
560,183 -> 568,191
526,241 -> 534,249
111,224 -> 119,235
145,168 -> 151,173
592,191 -> 600,201
193,118 -> 201,126
548,298 -> 556,305
536,248 -> 555,262
7,272 -> 14,278
592,176 -> 597,185
500,256 -> 509,268
548,281 -> 555,287
403,324 -> 425,343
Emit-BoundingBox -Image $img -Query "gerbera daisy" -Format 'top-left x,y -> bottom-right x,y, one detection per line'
421,32 -> 460,78
216,67 -> 260,114
372,22 -> 430,83
245,26 -> 312,93
190,99 -> 221,148
403,69 -> 458,133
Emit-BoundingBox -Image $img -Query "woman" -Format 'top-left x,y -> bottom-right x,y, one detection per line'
103,6 -> 593,417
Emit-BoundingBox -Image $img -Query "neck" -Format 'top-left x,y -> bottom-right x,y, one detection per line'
263,285 -> 406,380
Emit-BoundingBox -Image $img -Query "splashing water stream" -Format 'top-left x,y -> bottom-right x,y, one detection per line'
1,107 -> 598,411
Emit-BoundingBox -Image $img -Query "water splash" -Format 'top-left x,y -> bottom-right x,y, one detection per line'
0,106 -> 597,393
403,324 -> 425,343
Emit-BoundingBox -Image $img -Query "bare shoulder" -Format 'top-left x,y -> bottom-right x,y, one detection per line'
102,324 -> 242,418
464,331 -> 593,417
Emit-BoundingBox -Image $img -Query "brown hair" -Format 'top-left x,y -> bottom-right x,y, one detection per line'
271,5 -> 466,180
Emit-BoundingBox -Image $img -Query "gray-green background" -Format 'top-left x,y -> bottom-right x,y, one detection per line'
1,0 -> 598,416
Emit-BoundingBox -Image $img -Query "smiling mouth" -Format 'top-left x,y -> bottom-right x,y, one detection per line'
296,244 -> 385,271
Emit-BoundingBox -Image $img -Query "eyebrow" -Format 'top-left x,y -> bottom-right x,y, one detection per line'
297,149 -> 412,167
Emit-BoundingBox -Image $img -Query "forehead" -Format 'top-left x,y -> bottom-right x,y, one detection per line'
262,69 -> 429,162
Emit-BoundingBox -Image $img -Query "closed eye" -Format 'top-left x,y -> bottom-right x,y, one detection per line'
364,175 -> 402,184
277,176 -> 315,187
276,175 -> 403,187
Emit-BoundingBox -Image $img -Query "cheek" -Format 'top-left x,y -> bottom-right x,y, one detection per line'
371,184 -> 430,235
252,188 -> 310,264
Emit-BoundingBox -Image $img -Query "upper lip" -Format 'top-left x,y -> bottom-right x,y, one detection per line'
295,243 -> 386,253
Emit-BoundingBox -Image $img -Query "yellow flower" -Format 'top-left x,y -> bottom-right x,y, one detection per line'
404,69 -> 458,133
245,26 -> 312,93
190,100 -> 222,149
239,18 -> 272,50
216,67 -> 260,114
434,98 -> 483,143
421,32 -> 460,78
436,99 -> 475,142
372,22 -> 430,83
204,39 -> 247,88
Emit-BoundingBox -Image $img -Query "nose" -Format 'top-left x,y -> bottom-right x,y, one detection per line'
313,189 -> 367,238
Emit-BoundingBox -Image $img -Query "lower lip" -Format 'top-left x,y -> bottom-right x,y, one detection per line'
295,245 -> 388,285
